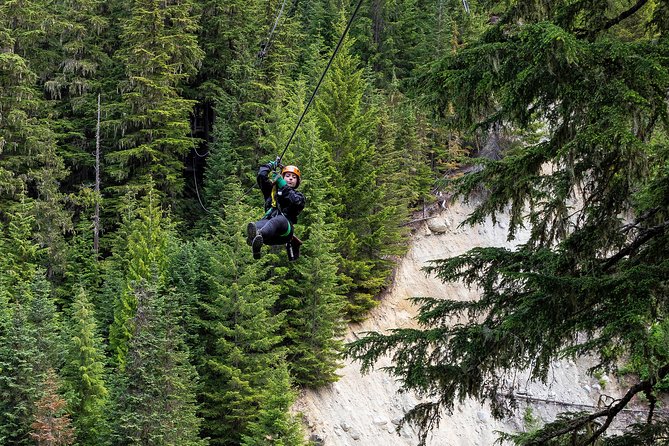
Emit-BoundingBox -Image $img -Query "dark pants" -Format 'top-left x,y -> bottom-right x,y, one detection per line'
256,215 -> 292,245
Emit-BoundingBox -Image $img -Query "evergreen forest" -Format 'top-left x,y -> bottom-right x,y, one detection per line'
1,0 -> 668,445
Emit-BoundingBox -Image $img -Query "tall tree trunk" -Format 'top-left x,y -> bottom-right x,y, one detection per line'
94,94 -> 101,255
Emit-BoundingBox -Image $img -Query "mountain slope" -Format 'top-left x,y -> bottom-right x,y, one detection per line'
295,200 -> 643,445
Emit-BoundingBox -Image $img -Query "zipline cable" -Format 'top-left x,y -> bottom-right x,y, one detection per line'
277,0 -> 365,164
193,156 -> 211,213
257,0 -> 289,63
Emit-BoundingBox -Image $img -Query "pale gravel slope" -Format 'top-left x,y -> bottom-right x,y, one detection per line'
295,201 -> 641,446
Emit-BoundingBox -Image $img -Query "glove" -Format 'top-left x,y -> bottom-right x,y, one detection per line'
272,171 -> 287,188
267,160 -> 278,170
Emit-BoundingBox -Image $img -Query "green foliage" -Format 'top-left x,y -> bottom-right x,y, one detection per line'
63,287 -> 110,446
349,1 -> 669,445
240,365 -> 306,446
0,302 -> 44,445
315,11 -> 397,320
0,269 -> 62,445
0,14 -> 71,274
111,281 -> 205,446
268,93 -> 347,387
104,0 -> 204,205
108,190 -> 171,367
0,0 -> 500,442
195,178 -> 292,444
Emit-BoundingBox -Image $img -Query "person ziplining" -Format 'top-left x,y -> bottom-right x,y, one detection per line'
247,160 -> 305,260
242,0 -> 364,262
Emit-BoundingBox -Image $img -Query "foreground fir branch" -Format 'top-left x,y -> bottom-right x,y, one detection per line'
349,1 -> 669,445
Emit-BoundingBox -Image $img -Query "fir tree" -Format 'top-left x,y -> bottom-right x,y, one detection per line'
63,287 -> 109,446
108,190 -> 170,366
0,205 -> 63,443
0,271 -> 61,445
314,10 -> 392,320
0,17 -> 71,276
30,369 -> 76,446
264,87 -> 347,387
47,0 -> 111,196
105,0 -> 204,206
111,281 -> 205,446
240,365 -> 305,446
0,302 -> 42,445
196,132 -> 295,445
349,1 -> 669,445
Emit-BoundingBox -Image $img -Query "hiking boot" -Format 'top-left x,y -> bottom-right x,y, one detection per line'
252,234 -> 264,259
246,222 -> 257,246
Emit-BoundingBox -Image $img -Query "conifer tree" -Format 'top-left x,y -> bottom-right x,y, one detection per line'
349,1 -> 669,445
111,282 -> 205,446
0,17 -> 71,276
108,190 -> 170,366
314,11 -> 393,320
0,0 -> 59,79
105,0 -> 204,205
56,217 -> 102,307
63,287 -> 109,446
355,0 -> 486,87
0,203 -> 64,444
263,87 -> 347,387
196,129 -> 297,445
240,365 -> 305,446
0,272 -> 61,445
375,87 -> 432,208
0,303 -> 42,445
30,369 -> 76,446
47,0 -> 111,192
198,209 -> 289,445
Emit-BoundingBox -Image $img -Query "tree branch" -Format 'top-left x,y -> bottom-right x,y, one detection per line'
602,219 -> 669,271
600,0 -> 650,32
529,364 -> 669,445
576,0 -> 650,38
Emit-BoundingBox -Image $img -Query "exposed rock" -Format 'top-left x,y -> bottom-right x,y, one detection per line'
372,417 -> 387,426
427,218 -> 449,234
294,202 -> 633,446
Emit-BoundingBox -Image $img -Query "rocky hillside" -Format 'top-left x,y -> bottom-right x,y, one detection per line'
295,201 -> 646,445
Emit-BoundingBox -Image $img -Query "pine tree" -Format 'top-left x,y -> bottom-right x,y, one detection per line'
63,287 -> 109,446
314,10 -> 392,320
105,0 -> 204,206
30,369 -> 76,446
264,87 -> 347,387
349,1 -> 669,445
111,281 -> 205,446
108,190 -> 170,366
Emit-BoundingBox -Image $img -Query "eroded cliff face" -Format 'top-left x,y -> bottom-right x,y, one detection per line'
295,201 -> 642,446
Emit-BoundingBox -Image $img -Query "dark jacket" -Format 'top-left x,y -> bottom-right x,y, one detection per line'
257,163 -> 305,224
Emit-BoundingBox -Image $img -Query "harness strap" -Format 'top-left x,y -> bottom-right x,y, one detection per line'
280,221 -> 292,237
271,184 -> 278,208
